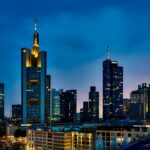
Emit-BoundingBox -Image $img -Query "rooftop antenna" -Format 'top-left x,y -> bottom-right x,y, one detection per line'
34,17 -> 37,32
107,45 -> 110,59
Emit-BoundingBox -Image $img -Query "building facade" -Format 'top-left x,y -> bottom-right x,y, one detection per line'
123,98 -> 131,117
60,90 -> 77,123
103,55 -> 123,120
27,128 -> 95,150
130,83 -> 150,121
45,75 -> 51,124
50,89 -> 63,123
89,86 -> 99,123
0,83 -> 4,123
26,123 -> 150,150
96,123 -> 150,150
21,22 -> 50,125
12,104 -> 22,125
80,101 -> 89,123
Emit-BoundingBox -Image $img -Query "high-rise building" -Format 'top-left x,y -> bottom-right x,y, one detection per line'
60,90 -> 77,123
103,50 -> 123,120
123,98 -> 131,117
89,86 -> 99,122
50,89 -> 63,123
130,83 -> 150,121
21,20 -> 50,125
80,101 -> 89,123
0,83 -> 4,123
45,75 -> 51,124
12,104 -> 22,124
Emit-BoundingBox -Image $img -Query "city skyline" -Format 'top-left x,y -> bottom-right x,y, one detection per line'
1,1 -> 150,117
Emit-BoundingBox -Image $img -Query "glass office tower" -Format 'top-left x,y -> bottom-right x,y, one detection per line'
130,83 -> 150,121
12,104 -> 22,124
89,86 -> 99,123
80,101 -> 89,123
0,83 -> 4,123
21,22 -> 50,125
103,54 -> 123,120
50,89 -> 63,123
60,90 -> 77,123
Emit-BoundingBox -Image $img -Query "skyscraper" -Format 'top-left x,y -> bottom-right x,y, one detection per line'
50,89 -> 63,123
89,86 -> 99,123
60,90 -> 77,123
45,75 -> 51,124
11,104 -> 22,125
0,83 -> 4,123
123,98 -> 131,117
21,20 -> 50,125
103,49 -> 123,120
80,101 -> 89,123
130,83 -> 150,121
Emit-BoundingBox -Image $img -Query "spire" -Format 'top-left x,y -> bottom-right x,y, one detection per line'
107,45 -> 110,59
32,18 -> 39,58
33,17 -> 39,47
34,17 -> 37,32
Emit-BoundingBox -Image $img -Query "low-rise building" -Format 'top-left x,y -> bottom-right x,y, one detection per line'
26,127 -> 95,150
96,122 -> 150,150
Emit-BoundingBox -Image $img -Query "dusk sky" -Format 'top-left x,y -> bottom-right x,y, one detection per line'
1,0 -> 150,117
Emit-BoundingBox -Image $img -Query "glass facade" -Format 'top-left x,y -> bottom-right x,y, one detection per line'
80,101 -> 89,123
130,83 -> 150,121
45,75 -> 51,124
89,86 -> 99,122
50,89 -> 62,123
12,104 -> 22,124
60,90 -> 77,123
103,59 -> 123,120
123,98 -> 131,116
0,83 -> 4,123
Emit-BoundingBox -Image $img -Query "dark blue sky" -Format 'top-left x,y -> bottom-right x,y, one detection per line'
1,0 -> 150,117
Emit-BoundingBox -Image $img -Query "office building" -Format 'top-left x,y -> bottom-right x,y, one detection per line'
45,75 -> 51,124
50,89 -> 63,123
89,86 -> 99,122
76,112 -> 80,123
130,83 -> 150,121
0,83 -> 4,123
60,90 -> 77,123
123,98 -> 131,116
12,104 -> 22,124
103,50 -> 123,120
27,127 -> 95,150
21,20 -> 50,125
80,101 -> 89,123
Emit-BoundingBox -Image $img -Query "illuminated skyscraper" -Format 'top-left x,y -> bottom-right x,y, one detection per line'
123,98 -> 131,117
21,20 -> 50,125
45,75 -> 51,124
89,86 -> 99,122
130,83 -> 150,121
60,90 -> 77,123
103,48 -> 123,120
80,101 -> 89,123
0,83 -> 4,123
50,89 -> 63,123
12,104 -> 22,125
